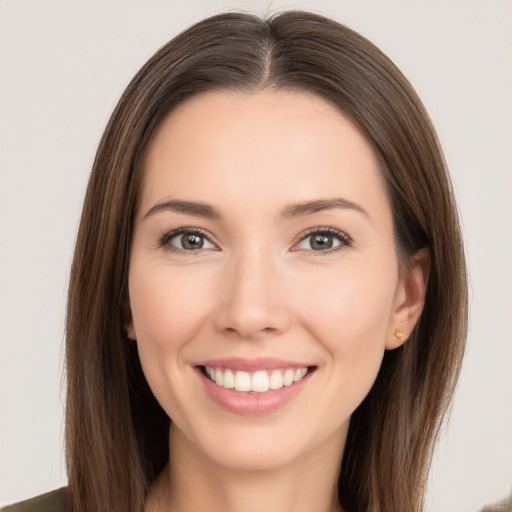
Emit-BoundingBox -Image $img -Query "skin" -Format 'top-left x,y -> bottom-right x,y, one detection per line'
127,89 -> 429,512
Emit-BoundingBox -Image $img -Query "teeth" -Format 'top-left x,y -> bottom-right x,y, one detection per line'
214,368 -> 223,387
204,365 -> 310,393
223,369 -> 235,389
251,371 -> 269,393
234,371 -> 251,392
294,368 -> 307,382
269,370 -> 283,390
283,369 -> 294,386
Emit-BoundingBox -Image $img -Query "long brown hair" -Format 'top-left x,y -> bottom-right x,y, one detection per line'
66,11 -> 467,512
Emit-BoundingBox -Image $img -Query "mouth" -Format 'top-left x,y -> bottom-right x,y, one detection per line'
194,357 -> 317,415
199,365 -> 316,394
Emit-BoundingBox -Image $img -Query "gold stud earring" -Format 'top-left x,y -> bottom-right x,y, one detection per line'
395,329 -> 404,340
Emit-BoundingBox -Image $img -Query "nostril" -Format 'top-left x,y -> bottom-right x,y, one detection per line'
221,325 -> 280,340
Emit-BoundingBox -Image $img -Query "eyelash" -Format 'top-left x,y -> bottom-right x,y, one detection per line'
157,226 -> 352,254
158,227 -> 216,253
293,227 -> 352,254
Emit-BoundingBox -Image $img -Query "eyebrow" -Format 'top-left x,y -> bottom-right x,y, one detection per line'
143,197 -> 368,221
281,198 -> 369,218
143,199 -> 220,219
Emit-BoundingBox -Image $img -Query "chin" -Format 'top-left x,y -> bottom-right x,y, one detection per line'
177,412 -> 349,473
203,440 -> 307,472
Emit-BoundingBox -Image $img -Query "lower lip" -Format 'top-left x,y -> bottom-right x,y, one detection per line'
197,368 -> 312,416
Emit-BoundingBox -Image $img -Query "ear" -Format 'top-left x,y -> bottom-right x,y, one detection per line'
125,322 -> 137,341
386,247 -> 430,350
122,296 -> 137,340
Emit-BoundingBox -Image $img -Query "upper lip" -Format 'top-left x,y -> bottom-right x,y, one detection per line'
195,357 -> 313,372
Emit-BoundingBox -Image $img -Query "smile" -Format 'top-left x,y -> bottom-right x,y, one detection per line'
204,366 -> 309,393
196,359 -> 316,415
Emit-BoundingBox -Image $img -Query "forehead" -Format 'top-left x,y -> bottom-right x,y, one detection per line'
139,89 -> 389,221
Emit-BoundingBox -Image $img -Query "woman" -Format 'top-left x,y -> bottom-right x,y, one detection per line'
3,10 -> 467,512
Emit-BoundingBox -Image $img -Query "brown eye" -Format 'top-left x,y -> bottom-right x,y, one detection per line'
310,234 -> 333,250
161,229 -> 216,252
181,233 -> 204,250
296,229 -> 351,252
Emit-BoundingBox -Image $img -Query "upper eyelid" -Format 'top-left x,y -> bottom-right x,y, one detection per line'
291,227 -> 352,253
294,226 -> 352,243
157,225 -> 352,250
159,227 -> 217,249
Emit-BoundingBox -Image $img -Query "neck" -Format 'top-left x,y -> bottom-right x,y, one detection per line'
146,425 -> 346,512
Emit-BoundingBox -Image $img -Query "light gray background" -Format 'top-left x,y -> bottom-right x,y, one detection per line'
1,1 -> 511,510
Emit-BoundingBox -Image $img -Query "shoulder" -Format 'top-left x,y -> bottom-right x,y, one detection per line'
1,488 -> 70,512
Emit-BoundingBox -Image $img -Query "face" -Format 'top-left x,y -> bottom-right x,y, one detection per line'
127,89 -> 413,471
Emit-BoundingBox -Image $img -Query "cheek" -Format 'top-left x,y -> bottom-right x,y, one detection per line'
299,259 -> 396,337
294,259 -> 398,396
127,263 -> 218,422
128,264 -> 214,349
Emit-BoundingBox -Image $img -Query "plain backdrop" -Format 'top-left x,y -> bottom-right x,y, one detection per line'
1,1 -> 511,510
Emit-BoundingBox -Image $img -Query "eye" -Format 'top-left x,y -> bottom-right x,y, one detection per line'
159,228 -> 216,252
295,228 -> 351,252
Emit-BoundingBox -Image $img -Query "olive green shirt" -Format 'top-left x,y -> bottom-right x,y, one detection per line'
0,488 -> 69,512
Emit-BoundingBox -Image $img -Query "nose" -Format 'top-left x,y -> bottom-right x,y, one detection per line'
213,248 -> 291,340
